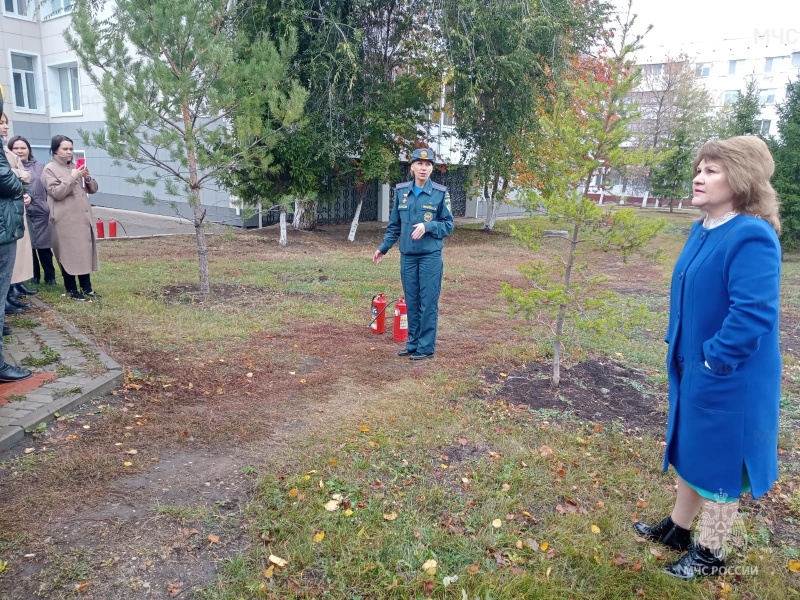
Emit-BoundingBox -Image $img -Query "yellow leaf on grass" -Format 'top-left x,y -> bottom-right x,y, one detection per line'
268,555 -> 288,568
491,519 -> 502,529
421,559 -> 437,576
313,531 -> 325,543
324,500 -> 340,512
591,524 -> 601,534
540,541 -> 549,551
300,379 -> 307,384
344,509 -> 354,517
789,559 -> 800,572
359,424 -> 370,433
263,564 -> 275,579
467,564 -> 480,574
123,461 -> 133,467
0,560 -> 7,573
383,511 -> 398,521
287,488 -> 299,498
208,534 -> 220,544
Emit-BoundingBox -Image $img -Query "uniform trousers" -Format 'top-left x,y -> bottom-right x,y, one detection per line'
400,250 -> 443,356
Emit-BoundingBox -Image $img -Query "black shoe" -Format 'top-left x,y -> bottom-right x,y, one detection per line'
30,277 -> 40,285
82,290 -> 101,299
8,288 -> 25,303
663,544 -> 725,579
3,326 -> 11,336
0,363 -> 33,383
410,353 -> 434,361
15,283 -> 38,296
634,516 -> 692,552
6,296 -> 29,309
5,301 -> 25,314
398,348 -> 417,357
64,291 -> 86,301
44,279 -> 57,286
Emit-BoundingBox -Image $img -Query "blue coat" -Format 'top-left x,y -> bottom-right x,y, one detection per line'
664,216 -> 782,499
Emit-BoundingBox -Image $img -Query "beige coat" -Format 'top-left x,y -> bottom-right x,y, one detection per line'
5,149 -> 33,283
41,155 -> 100,275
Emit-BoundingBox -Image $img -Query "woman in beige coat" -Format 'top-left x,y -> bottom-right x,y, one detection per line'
0,112 -> 35,315
41,135 -> 99,301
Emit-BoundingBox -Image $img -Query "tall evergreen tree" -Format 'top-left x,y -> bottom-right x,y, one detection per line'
67,0 -> 306,293
773,75 -> 800,250
718,76 -> 762,138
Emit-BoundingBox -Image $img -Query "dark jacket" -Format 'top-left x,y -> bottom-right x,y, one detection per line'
378,178 -> 454,256
664,217 -> 782,499
23,158 -> 51,249
0,149 -> 25,246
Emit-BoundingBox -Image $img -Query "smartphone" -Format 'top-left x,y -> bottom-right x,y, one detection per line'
76,158 -> 86,170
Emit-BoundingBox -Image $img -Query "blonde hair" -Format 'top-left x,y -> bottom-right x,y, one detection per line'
693,136 -> 781,234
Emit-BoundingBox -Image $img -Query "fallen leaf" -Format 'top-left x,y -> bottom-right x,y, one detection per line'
216,387 -> 224,394
288,488 -> 299,498
423,580 -> 435,595
24,448 -> 34,454
421,558 -> 437,576
593,553 -> 601,564
789,559 -> 800,572
636,499 -> 649,508
343,509 -> 354,516
166,580 -> 184,597
596,501 -> 605,509
501,483 -> 511,491
75,582 -> 90,593
383,511 -> 398,521
289,371 -> 296,375
515,540 -> 524,549
442,574 -> 459,587
208,534 -> 220,544
491,519 -> 502,529
635,588 -> 645,597
246,372 -> 253,378
612,553 -> 629,566
467,563 -> 480,574
123,461 -> 133,467
324,500 -> 340,512
591,524 -> 601,534
359,424 -> 370,433
649,547 -> 664,560
313,531 -> 325,543
263,564 -> 275,579
268,555 -> 288,568
538,445 -> 553,457
631,559 -> 643,571
545,566 -> 552,579
540,541 -> 549,551
125,449 -> 138,455
300,378 -> 307,384
593,423 -> 604,433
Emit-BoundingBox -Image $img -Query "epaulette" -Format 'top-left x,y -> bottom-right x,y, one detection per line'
431,182 -> 448,192
395,181 -> 411,190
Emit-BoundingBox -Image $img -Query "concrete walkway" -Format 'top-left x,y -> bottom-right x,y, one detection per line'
0,296 -> 124,451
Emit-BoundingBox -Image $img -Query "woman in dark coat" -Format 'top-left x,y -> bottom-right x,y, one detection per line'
634,136 -> 782,579
8,136 -> 56,285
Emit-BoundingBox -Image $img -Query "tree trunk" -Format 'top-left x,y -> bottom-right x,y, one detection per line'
483,177 -> 506,231
552,221 -> 581,387
292,196 -> 318,231
279,207 -> 287,247
347,198 -> 364,242
192,191 -> 210,295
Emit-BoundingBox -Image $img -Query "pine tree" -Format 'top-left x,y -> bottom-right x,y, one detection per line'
773,75 -> 800,249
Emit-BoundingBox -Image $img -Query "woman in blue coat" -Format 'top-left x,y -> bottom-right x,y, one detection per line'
634,136 -> 782,579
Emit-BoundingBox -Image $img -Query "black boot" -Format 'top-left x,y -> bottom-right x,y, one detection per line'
6,298 -> 25,315
0,363 -> 33,382
8,286 -> 25,303
633,516 -> 692,552
15,283 -> 37,296
663,544 -> 725,579
6,293 -> 28,309
3,326 -> 11,336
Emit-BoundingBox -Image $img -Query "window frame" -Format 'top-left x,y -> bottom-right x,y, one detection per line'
695,63 -> 711,78
46,60 -> 83,116
723,91 -> 740,106
8,50 -> 45,114
2,0 -> 35,20
40,0 -> 74,21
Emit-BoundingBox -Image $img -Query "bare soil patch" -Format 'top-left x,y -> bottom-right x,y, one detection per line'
484,358 -> 666,435
152,283 -> 308,310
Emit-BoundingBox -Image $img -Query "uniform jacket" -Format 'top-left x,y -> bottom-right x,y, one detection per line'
22,158 -> 51,249
0,149 -> 24,247
378,178 -> 454,256
664,217 -> 782,499
41,155 -> 100,274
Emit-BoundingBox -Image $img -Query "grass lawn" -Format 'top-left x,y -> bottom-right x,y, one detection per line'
0,211 -> 798,599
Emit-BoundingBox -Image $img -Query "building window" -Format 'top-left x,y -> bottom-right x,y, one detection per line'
760,120 -> 771,135
764,57 -> 782,72
759,89 -> 776,105
723,91 -> 740,106
10,52 -> 40,111
728,60 -> 743,75
48,63 -> 81,114
695,63 -> 711,77
644,63 -> 663,77
793,52 -> 800,67
3,0 -> 34,18
40,0 -> 73,20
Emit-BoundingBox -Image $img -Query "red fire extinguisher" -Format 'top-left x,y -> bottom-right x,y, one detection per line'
393,296 -> 408,343
371,294 -> 387,334
96,219 -> 105,239
109,219 -> 117,238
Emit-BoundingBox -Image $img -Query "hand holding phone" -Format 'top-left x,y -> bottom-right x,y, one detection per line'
76,158 -> 86,170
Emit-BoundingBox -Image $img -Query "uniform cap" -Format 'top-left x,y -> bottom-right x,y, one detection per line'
410,147 -> 436,164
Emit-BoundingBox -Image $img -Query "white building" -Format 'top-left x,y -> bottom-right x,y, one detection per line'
636,34 -> 800,137
1,1 -> 239,222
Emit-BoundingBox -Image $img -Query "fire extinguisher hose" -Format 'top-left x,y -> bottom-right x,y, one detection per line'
368,297 -> 400,329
